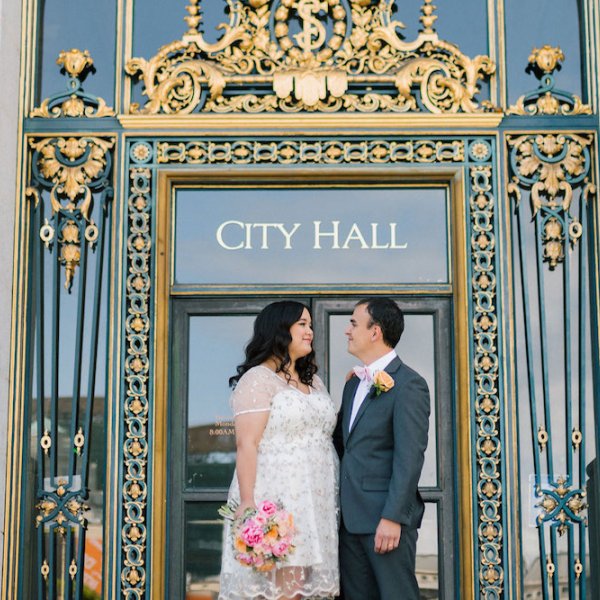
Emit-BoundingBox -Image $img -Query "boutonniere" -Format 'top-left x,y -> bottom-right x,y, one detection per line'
371,370 -> 394,396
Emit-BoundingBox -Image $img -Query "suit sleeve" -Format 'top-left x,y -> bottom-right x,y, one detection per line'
381,372 -> 430,525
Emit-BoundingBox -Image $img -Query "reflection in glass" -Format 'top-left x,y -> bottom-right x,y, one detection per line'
328,313 -> 437,487
185,502 -> 224,600
416,503 -> 439,599
186,316 -> 254,489
175,187 -> 449,285
505,0 -> 583,104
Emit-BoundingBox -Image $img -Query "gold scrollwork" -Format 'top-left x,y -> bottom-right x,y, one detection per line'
155,138 -> 465,165
41,560 -> 50,581
546,557 -> 556,580
572,428 -> 582,450
537,425 -> 548,451
31,49 -> 115,118
29,136 -> 115,289
40,429 -> 52,455
69,559 -> 78,581
507,46 -> 591,116
507,133 -> 596,269
73,427 -> 85,455
126,0 -> 496,114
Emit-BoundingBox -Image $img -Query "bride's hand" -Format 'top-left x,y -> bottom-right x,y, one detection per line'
345,369 -> 355,382
235,499 -> 256,519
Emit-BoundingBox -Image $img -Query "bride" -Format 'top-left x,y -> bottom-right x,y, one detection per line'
219,301 -> 339,600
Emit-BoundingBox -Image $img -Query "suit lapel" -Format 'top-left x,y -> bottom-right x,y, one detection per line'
346,355 -> 403,440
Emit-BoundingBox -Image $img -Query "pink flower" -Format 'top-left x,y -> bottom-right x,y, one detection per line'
237,553 -> 253,565
272,541 -> 291,557
241,523 -> 264,546
258,500 -> 278,516
252,513 -> 267,526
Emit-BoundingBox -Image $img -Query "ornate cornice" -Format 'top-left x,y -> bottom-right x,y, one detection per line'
125,0 -> 496,115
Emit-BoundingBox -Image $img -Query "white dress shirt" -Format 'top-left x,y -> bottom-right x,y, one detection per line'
348,349 -> 397,430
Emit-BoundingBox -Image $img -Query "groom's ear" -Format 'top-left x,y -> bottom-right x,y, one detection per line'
371,324 -> 382,342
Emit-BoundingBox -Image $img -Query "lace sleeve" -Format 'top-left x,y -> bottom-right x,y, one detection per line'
312,374 -> 327,393
230,367 -> 279,417
313,375 -> 340,412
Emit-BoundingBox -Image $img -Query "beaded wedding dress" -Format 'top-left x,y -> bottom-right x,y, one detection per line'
219,365 -> 340,599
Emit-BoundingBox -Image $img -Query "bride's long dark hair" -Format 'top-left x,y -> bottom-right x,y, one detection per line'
229,301 -> 318,388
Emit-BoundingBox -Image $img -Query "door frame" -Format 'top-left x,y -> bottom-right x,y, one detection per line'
151,163 -> 478,598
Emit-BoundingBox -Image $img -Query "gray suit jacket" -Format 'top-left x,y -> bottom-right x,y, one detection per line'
334,356 -> 430,534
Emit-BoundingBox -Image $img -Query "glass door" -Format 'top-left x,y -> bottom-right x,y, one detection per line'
168,298 -> 283,599
313,297 -> 455,600
168,296 -> 455,599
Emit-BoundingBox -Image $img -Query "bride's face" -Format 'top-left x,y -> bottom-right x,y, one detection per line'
287,308 -> 313,361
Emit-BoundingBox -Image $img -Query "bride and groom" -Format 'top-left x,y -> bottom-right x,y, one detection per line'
219,297 -> 430,600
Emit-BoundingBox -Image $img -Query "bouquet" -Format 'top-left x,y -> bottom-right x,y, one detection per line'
219,499 -> 295,572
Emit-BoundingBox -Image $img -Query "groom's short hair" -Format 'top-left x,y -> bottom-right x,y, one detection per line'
356,297 -> 404,348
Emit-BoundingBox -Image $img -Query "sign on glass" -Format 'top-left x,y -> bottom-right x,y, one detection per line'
175,187 -> 449,285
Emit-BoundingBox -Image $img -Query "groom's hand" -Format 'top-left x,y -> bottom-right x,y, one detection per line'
374,518 -> 401,554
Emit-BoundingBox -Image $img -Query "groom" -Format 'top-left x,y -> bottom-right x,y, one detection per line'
334,298 -> 430,600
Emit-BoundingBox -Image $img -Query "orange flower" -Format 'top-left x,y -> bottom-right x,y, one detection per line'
256,560 -> 276,572
372,371 -> 394,395
235,537 -> 247,553
266,527 -> 278,541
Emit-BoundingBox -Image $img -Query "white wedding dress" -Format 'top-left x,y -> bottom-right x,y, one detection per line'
219,365 -> 340,599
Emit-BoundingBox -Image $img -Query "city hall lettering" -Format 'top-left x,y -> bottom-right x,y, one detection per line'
216,221 -> 409,250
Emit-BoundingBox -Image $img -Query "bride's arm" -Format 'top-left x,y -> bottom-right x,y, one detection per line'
234,411 -> 269,516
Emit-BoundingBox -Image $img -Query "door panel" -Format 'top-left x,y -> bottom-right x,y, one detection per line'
169,298 -> 286,598
313,297 -> 455,599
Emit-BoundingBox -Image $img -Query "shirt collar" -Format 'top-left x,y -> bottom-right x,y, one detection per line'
366,349 -> 397,377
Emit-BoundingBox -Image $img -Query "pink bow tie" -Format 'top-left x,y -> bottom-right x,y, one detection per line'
353,365 -> 372,382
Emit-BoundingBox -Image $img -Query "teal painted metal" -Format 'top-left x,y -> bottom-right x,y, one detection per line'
508,132 -> 593,598
119,133 -> 507,599
27,138 -> 114,600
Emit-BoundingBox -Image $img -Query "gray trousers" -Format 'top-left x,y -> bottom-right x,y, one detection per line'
339,523 -> 420,600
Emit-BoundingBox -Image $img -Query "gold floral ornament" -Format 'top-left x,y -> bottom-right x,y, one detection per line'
29,136 -> 115,289
125,0 -> 496,114
31,49 -> 115,118
507,133 -> 596,269
536,476 -> 587,536
507,46 -> 591,116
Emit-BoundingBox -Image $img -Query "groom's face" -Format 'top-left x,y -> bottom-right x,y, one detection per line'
345,304 -> 376,361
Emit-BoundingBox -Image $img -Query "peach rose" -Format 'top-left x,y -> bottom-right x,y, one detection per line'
372,370 -> 394,395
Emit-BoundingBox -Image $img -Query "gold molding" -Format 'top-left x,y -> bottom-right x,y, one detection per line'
451,167 -> 474,600
2,0 -> 37,595
499,132 -> 520,600
119,112 -> 504,131
149,170 -> 172,600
